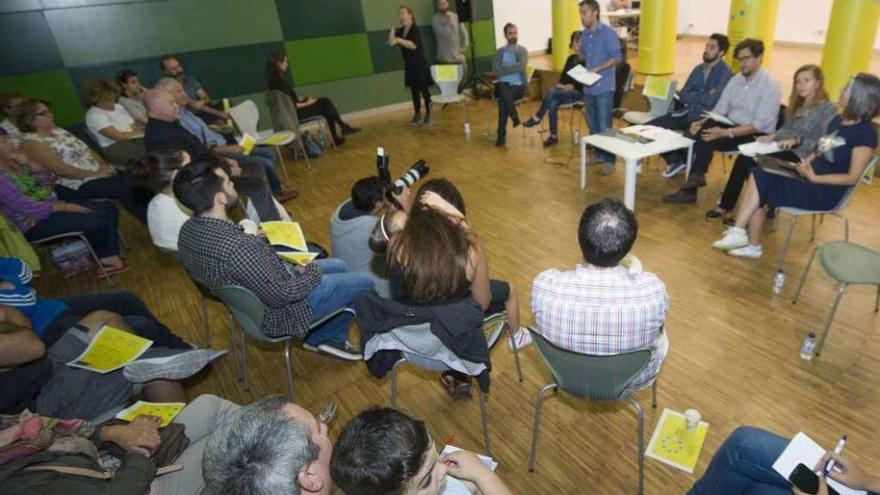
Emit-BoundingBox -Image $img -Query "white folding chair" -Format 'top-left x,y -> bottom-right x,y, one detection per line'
430,64 -> 469,133
228,99 -> 296,181
621,76 -> 677,125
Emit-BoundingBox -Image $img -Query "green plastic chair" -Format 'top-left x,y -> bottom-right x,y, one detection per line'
211,284 -> 355,400
526,327 -> 658,495
792,241 -> 880,357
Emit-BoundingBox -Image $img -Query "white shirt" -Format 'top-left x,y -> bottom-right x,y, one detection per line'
85,104 -> 135,148
148,193 -> 190,252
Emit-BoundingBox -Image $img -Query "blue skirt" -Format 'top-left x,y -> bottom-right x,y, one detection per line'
752,168 -> 847,212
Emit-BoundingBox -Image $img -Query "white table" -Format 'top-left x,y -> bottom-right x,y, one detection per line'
579,133 -> 694,210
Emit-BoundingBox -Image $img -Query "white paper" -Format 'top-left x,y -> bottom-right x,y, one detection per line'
702,110 -> 735,126
437,446 -> 497,495
567,65 -> 602,86
739,140 -> 781,157
772,432 -> 866,495
441,445 -> 497,471
620,125 -> 684,143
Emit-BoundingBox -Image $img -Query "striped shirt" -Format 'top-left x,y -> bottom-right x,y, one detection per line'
530,264 -> 669,392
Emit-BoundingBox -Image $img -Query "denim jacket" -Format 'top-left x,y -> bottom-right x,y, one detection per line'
678,61 -> 733,121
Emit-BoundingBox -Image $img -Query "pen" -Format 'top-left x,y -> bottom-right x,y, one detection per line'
823,435 -> 847,477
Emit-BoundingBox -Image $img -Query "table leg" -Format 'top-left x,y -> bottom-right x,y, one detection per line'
624,157 -> 638,210
580,137 -> 587,190
685,142 -> 694,180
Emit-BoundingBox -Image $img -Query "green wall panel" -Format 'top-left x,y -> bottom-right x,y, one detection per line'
276,0 -> 365,40
471,19 -> 496,58
0,0 -> 41,13
0,12 -> 64,76
286,34 -> 374,86
474,0 -> 494,21
297,70 -> 412,114
361,0 -> 436,32
368,25 -> 438,74
45,0 -> 283,67
0,70 -> 82,126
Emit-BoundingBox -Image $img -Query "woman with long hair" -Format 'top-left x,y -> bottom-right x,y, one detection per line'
388,5 -> 433,126
706,64 -> 837,223
265,50 -> 359,146
713,73 -> 880,259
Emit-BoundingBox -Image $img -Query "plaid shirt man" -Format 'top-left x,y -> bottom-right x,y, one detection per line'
530,263 -> 669,392
177,217 -> 321,338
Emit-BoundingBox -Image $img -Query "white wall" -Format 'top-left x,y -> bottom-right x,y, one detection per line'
492,0 -> 553,51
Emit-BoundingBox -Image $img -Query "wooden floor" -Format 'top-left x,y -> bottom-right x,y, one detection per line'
33,42 -> 880,494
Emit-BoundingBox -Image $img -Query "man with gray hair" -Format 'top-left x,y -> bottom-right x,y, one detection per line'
202,395 -> 335,495
530,198 -> 669,392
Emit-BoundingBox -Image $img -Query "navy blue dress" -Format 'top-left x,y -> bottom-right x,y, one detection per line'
752,116 -> 877,211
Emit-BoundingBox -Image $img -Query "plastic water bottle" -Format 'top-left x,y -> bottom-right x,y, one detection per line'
573,127 -> 581,145
773,270 -> 785,295
800,332 -> 816,360
464,122 -> 471,135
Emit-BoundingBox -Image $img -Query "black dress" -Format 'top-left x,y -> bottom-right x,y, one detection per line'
395,25 -> 433,88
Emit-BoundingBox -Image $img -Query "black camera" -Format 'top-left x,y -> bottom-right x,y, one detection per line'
376,147 -> 430,201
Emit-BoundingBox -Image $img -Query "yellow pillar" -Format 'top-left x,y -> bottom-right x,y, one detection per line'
552,0 -> 582,70
725,0 -> 780,70
821,0 -> 880,101
637,0 -> 678,75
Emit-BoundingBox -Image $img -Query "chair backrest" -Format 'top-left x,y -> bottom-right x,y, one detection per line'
831,156 -> 878,212
210,285 -> 270,342
642,76 -> 676,118
776,104 -> 787,131
431,64 -> 464,98
265,90 -> 302,134
527,327 -> 651,401
65,122 -> 104,156
228,100 -> 260,138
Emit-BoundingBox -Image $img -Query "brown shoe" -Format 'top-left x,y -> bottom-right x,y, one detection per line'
275,189 -> 299,202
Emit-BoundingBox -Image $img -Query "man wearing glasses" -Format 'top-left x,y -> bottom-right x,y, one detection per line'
664,38 -> 781,204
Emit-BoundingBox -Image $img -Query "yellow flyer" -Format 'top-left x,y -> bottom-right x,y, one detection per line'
278,251 -> 319,266
643,76 -> 672,100
645,408 -> 709,473
435,64 -> 458,82
116,401 -> 185,427
261,221 -> 308,251
66,326 -> 152,374
238,133 -> 256,155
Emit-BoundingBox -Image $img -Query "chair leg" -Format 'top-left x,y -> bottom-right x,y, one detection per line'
83,235 -> 114,288
283,339 -> 294,401
507,321 -> 524,382
844,217 -> 850,242
225,311 -> 242,383
774,216 -> 800,292
875,285 -> 879,313
528,383 -> 557,472
792,246 -> 821,304
390,357 -> 407,408
810,214 -> 817,241
478,389 -> 491,456
651,380 -> 657,409
241,328 -> 250,392
274,146 -> 290,183
815,283 -> 848,357
200,293 -> 211,348
627,397 -> 646,495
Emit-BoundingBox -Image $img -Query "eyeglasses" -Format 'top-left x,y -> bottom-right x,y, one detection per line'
736,55 -> 755,62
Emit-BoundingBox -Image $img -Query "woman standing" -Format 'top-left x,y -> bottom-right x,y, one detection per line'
388,6 -> 433,126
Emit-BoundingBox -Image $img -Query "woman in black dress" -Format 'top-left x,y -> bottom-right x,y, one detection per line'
265,50 -> 359,146
388,6 -> 434,126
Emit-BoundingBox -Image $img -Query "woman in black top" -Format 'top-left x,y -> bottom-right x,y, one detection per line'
388,6 -> 434,126
523,31 -> 584,147
265,50 -> 359,146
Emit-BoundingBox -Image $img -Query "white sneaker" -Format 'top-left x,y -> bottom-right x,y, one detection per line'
728,244 -> 763,259
508,327 -> 533,350
662,162 -> 687,178
712,227 -> 749,250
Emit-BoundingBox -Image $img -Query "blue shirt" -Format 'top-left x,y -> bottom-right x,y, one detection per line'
0,257 -> 66,334
678,61 -> 733,121
178,108 -> 225,147
497,48 -> 523,85
580,22 -> 621,96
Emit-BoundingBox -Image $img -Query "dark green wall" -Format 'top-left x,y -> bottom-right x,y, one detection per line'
0,0 -> 496,126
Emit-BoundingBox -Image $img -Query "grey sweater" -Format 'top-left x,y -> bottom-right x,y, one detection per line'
329,201 -> 390,298
775,101 -> 837,158
492,44 -> 528,84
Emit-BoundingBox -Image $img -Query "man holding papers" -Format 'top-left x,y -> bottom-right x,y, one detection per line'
664,39 -> 781,204
174,158 -> 373,361
579,0 -> 622,175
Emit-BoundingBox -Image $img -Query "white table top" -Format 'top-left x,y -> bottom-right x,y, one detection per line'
583,133 -> 694,161
604,9 -> 641,19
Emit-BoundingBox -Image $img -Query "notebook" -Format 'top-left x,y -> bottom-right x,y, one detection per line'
772,432 -> 866,495
755,154 -> 805,181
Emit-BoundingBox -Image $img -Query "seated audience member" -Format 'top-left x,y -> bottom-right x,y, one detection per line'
613,36 -> 631,110
0,394 -> 236,495
116,69 -> 149,124
331,408 -> 513,495
0,92 -> 24,147
688,426 -> 880,495
160,55 -> 229,123
664,38 -> 781,204
173,158 -> 373,360
202,394 -> 334,495
523,31 -> 584,147
83,79 -> 146,166
154,77 -> 295,202
492,23 -> 528,147
531,198 -> 668,392
713,73 -> 880,259
330,176 -> 408,298
647,33 -> 732,178
0,304 -> 216,421
0,256 -> 190,349
708,64 -> 837,223
142,89 -> 283,221
375,178 -> 526,397
0,128 -> 127,274
15,99 -> 151,224
266,50 -> 359,146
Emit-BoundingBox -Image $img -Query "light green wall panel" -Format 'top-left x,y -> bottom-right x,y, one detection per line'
471,19 -> 496,58
0,70 -> 82,126
45,0 -> 283,67
361,0 -> 436,32
285,34 -> 374,86
297,70 -> 411,114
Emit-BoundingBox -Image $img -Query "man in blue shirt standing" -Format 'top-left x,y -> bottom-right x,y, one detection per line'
580,0 -> 622,175
650,34 -> 733,178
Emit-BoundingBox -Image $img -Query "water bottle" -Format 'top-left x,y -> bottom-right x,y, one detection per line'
773,270 -> 785,295
800,332 -> 816,360
464,122 -> 471,135
573,127 -> 581,145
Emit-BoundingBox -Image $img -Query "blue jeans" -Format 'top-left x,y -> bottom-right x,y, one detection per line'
688,427 -> 791,495
227,148 -> 282,195
534,87 -> 581,136
584,90 -> 615,165
304,258 -> 374,346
